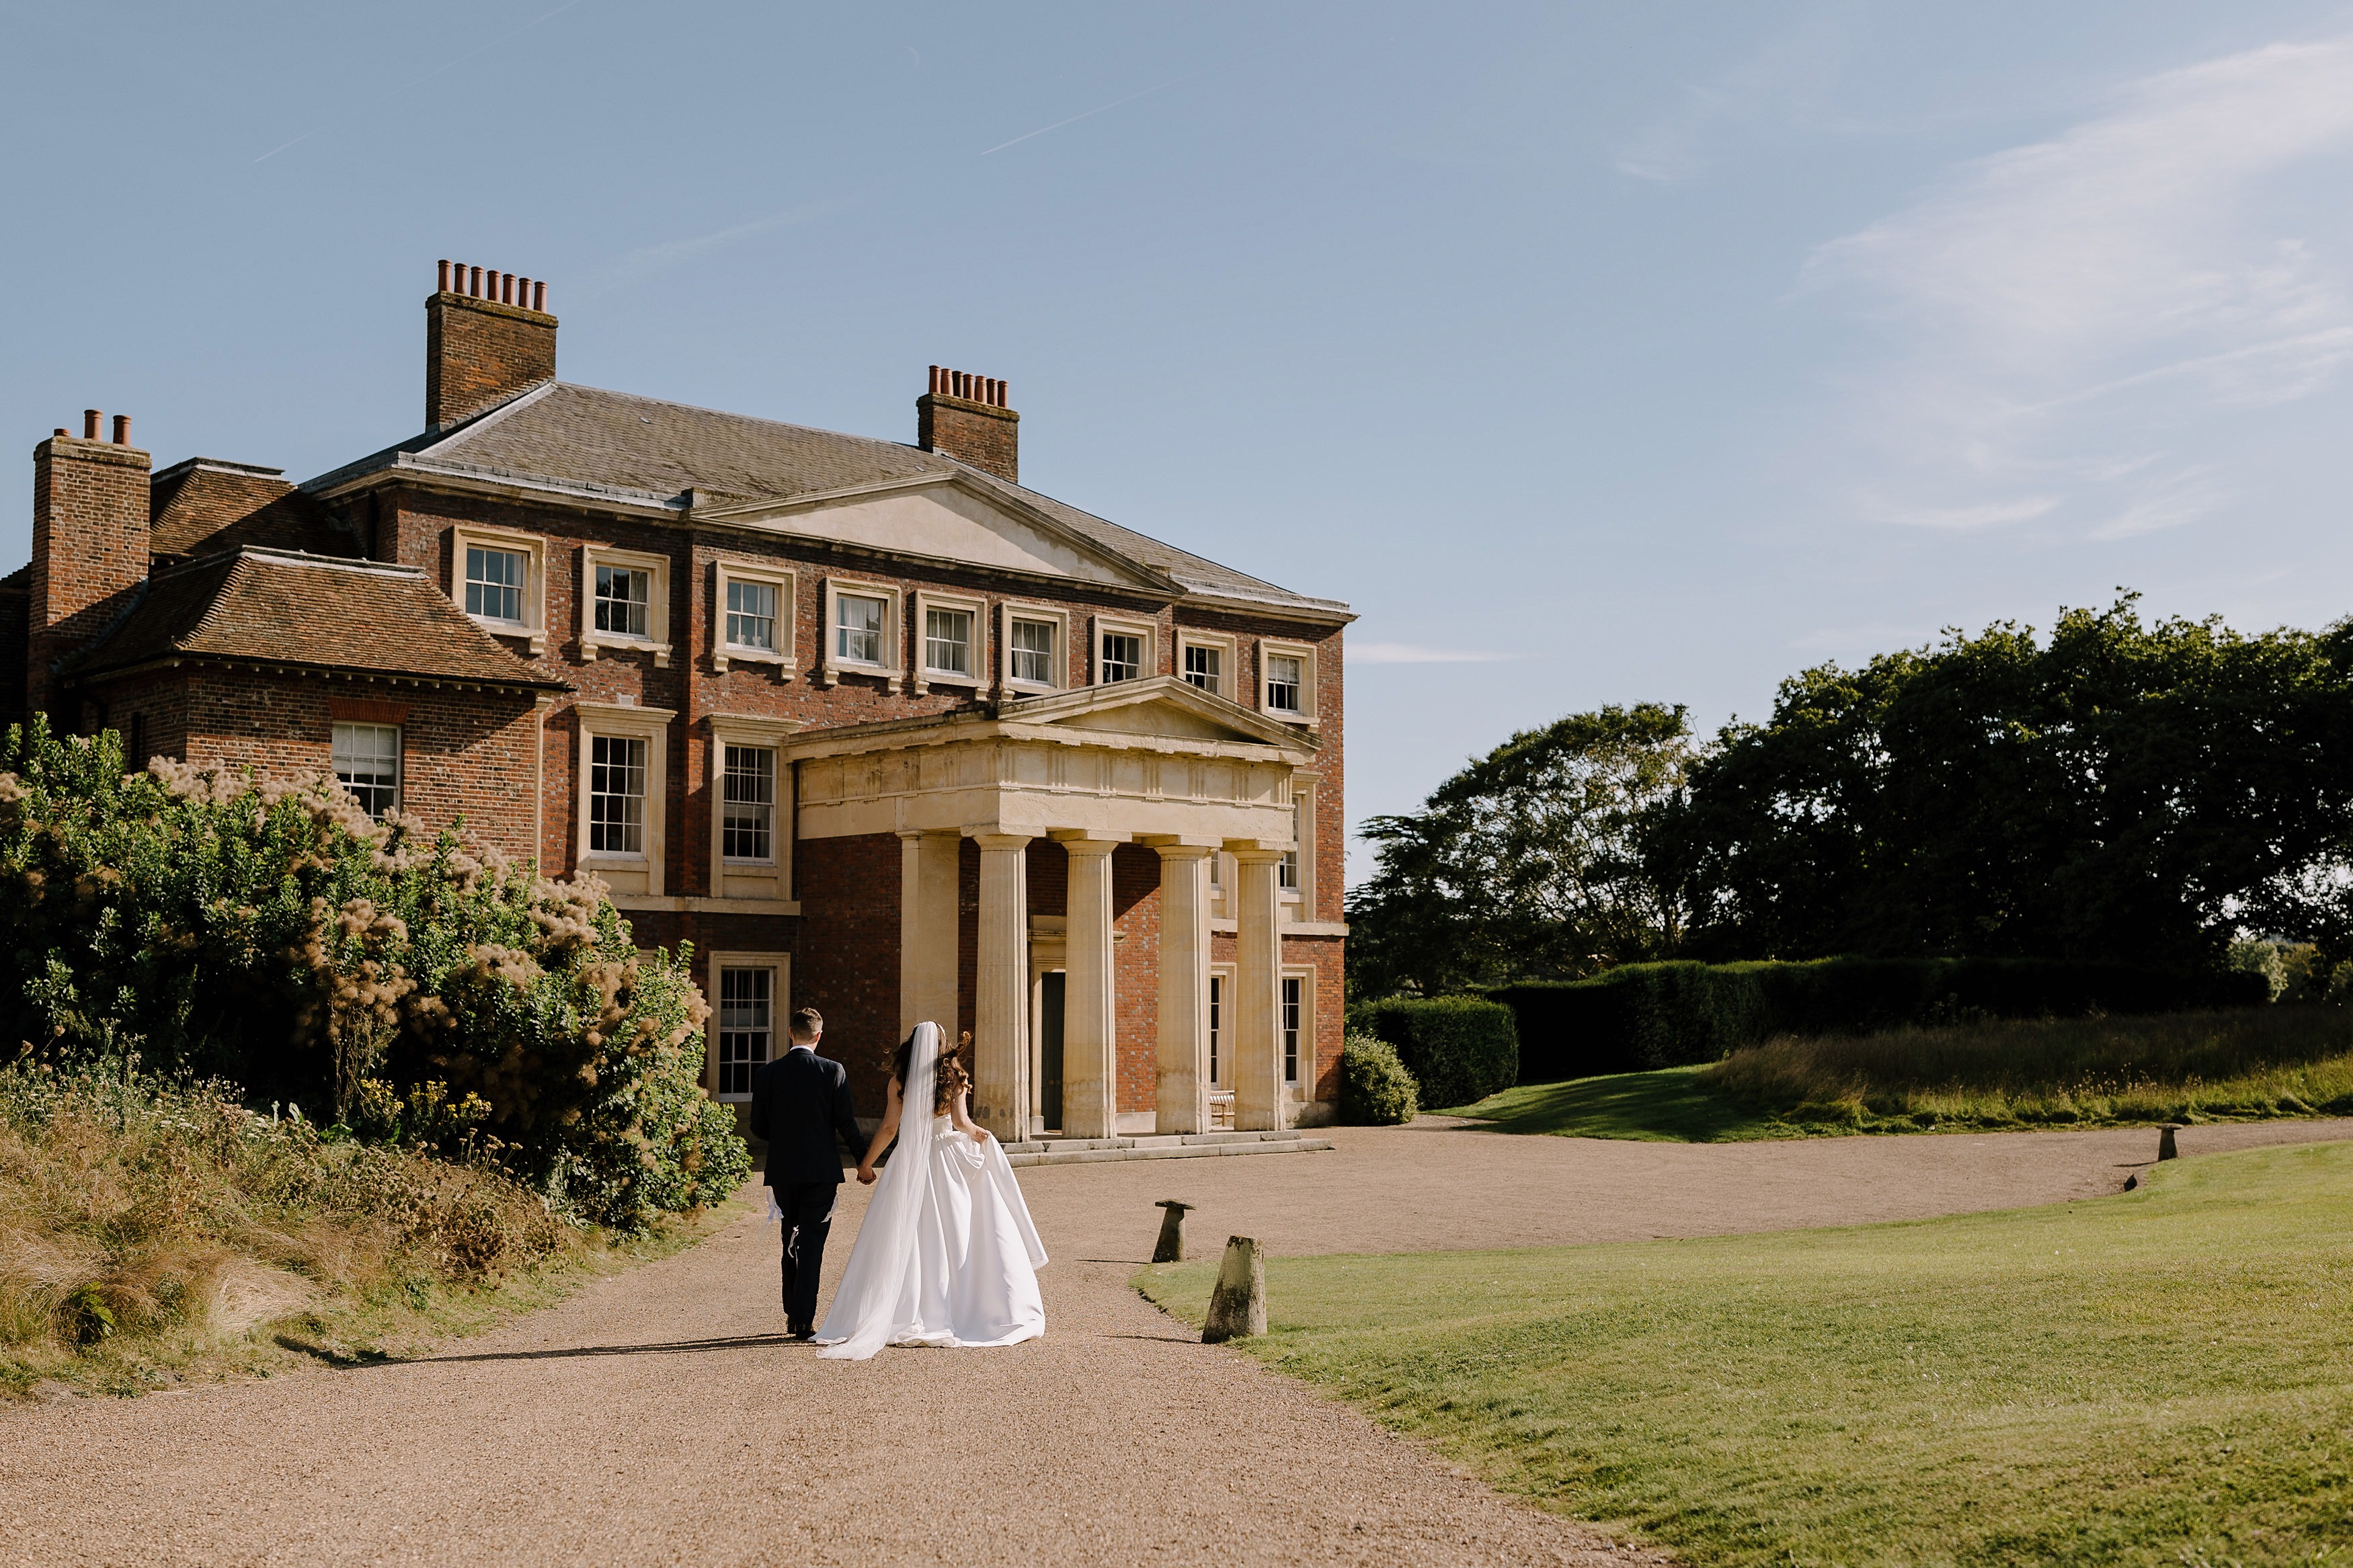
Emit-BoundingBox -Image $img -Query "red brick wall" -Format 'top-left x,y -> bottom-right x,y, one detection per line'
30,436 -> 150,719
791,831 -> 903,1109
915,393 -> 1019,483
1111,842 -> 1161,1114
426,293 -> 556,429
110,669 -> 547,859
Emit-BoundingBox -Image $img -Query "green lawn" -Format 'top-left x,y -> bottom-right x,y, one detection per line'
1139,1141 -> 2353,1567
1450,1008 -> 2353,1141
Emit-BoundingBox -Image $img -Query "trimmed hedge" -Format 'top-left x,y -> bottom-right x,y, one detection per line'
1492,958 -> 2276,1083
1339,1034 -> 1419,1124
1353,996 -> 1518,1110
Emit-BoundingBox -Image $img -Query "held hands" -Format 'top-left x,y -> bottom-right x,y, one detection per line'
856,1165 -> 877,1186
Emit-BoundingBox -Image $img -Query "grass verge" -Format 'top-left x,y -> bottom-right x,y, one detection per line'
1,1059 -> 735,1401
1453,1006 -> 2353,1140
1140,1139 -> 2353,1567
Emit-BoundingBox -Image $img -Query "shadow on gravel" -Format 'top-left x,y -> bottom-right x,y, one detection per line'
280,1332 -> 807,1370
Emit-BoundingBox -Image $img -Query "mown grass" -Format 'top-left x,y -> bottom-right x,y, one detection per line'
1,1058 -> 733,1400
1140,1140 -> 2353,1567
1453,1005 -> 2353,1141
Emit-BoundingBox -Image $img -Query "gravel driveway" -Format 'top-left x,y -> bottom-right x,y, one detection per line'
6,1116 -> 2344,1567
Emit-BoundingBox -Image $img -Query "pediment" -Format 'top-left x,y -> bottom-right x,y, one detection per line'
1004,676 -> 1317,752
709,478 -> 1164,589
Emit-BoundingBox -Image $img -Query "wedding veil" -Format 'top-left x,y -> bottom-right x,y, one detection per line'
814,1021 -> 941,1360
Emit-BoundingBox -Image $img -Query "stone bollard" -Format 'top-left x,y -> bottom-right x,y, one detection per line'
1152,1200 -> 1194,1264
1203,1235 -> 1267,1344
2159,1124 -> 2180,1161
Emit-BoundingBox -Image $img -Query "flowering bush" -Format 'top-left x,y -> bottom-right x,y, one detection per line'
0,718 -> 748,1228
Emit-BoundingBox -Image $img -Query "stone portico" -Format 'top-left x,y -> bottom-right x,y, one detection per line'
792,676 -> 1317,1141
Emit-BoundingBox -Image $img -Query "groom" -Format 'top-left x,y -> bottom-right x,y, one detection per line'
747,1007 -> 869,1339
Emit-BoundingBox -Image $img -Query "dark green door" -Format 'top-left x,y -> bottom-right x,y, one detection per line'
1039,971 -> 1066,1132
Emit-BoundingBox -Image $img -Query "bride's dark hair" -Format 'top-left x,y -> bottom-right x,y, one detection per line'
892,1028 -> 974,1116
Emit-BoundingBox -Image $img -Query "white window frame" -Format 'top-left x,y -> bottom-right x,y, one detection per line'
706,712 -> 803,902
711,559 -> 796,675
1092,613 -> 1157,686
580,544 -> 673,667
1260,638 -> 1318,726
998,602 -> 1069,695
1178,630 -> 1238,700
1207,964 -> 1236,1088
707,950 -> 791,1102
911,588 -> 987,695
450,525 -> 547,655
1281,964 -> 1316,1091
574,701 -> 675,895
820,575 -> 903,693
331,721 -> 402,819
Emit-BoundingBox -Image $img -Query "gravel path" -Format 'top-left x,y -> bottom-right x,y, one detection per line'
7,1116 -> 2346,1567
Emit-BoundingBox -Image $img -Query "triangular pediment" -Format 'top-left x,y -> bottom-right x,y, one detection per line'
706,477 -> 1167,589
1002,676 -> 1318,751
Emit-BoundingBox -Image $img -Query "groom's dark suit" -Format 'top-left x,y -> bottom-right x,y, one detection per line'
747,1044 -> 863,1335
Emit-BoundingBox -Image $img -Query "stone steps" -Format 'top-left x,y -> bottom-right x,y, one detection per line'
1003,1130 -> 1335,1168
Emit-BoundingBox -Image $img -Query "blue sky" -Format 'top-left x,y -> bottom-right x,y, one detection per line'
8,3 -> 2353,883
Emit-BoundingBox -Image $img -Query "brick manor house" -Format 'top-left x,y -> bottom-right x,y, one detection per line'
1,263 -> 1351,1137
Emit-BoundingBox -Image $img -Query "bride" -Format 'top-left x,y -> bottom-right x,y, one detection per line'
815,1022 -> 1048,1360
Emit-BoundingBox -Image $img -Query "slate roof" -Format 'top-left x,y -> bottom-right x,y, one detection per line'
149,458 -> 337,560
67,546 -> 570,692
307,382 -> 1349,619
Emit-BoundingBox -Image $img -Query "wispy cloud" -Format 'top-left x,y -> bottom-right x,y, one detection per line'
582,200 -> 858,298
1352,642 -> 1516,665
1615,12 -> 1852,182
1860,493 -> 2057,531
980,75 -> 1191,157
1805,36 -> 2353,542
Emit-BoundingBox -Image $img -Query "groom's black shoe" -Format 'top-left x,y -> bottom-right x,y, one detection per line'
788,1321 -> 815,1341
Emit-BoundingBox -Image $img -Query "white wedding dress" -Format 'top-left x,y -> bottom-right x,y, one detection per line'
815,1022 -> 1048,1360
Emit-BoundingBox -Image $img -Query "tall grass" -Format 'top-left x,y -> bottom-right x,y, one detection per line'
1704,1005 -> 2353,1130
1,1054 -> 574,1397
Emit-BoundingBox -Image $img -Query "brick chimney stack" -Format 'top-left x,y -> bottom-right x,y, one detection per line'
426,258 -> 556,431
30,410 -> 151,720
916,366 -> 1019,484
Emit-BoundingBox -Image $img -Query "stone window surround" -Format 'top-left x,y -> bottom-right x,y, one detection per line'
1259,636 -> 1318,727
1178,629 -> 1238,700
705,712 -> 803,895
998,601 -> 1070,695
705,949 -> 791,1103
450,523 -> 549,655
820,574 -> 904,693
711,557 -> 797,675
575,700 -> 676,894
1287,772 -> 1318,920
911,587 -> 988,696
1091,612 -> 1158,686
580,543 -> 673,667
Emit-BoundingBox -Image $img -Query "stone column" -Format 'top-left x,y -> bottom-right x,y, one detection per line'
970,832 -> 1032,1142
1230,845 -> 1287,1132
898,829 -> 961,1042
1151,842 -> 1215,1134
1057,835 -> 1121,1139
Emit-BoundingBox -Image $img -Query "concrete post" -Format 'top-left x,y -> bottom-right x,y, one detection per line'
1058,835 -> 1121,1139
1203,1235 -> 1267,1343
971,832 -> 1033,1141
898,830 -> 961,1041
1151,842 -> 1215,1134
1230,845 -> 1287,1132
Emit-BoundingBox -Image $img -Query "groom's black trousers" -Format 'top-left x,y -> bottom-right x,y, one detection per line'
776,1181 -> 840,1327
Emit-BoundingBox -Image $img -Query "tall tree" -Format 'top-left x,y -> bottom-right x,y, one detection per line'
1347,704 -> 1691,997
1654,597 -> 2353,966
